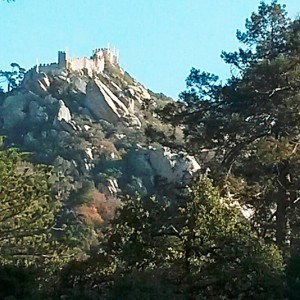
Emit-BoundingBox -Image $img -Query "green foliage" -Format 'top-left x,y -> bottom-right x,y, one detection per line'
1,2 -> 297,298
178,177 -> 284,299
0,147 -> 59,266
54,177 -> 284,299
0,265 -> 39,300
108,270 -> 182,300
0,63 -> 25,92
157,1 -> 300,297
160,0 -> 300,250
0,138 -> 83,271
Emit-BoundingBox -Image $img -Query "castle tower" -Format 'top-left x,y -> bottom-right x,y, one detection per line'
58,51 -> 68,68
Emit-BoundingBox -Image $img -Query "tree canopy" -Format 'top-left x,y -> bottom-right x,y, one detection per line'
157,1 -> 300,298
0,139 -> 83,273
1,1 -> 300,299
53,177 -> 284,299
0,63 -> 25,92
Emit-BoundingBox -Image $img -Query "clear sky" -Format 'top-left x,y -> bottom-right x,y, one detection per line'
0,0 -> 299,98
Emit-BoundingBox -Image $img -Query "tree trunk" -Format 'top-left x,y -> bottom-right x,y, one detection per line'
275,162 -> 289,250
289,189 -> 300,256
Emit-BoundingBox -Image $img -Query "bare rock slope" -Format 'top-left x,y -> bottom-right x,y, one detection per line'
0,60 -> 200,204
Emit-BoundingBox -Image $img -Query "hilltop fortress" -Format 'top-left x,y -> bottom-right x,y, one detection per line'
34,46 -> 119,76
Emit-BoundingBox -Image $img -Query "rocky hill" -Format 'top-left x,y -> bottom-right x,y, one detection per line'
0,52 -> 200,232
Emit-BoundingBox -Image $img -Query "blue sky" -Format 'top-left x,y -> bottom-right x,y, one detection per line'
0,0 -> 299,98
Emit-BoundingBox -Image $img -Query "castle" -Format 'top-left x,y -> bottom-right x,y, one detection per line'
35,45 -> 119,76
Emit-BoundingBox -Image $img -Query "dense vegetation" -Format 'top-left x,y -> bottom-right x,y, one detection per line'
1,0 -> 300,299
159,1 -> 300,298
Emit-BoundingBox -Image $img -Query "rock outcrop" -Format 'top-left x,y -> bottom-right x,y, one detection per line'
0,58 -> 191,206
125,146 -> 201,195
57,100 -> 71,122
85,79 -> 128,124
2,94 -> 28,129
148,147 -> 201,183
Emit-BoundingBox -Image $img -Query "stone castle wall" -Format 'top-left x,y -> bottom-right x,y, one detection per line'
68,56 -> 105,76
37,63 -> 60,74
30,47 -> 119,77
102,49 -> 119,65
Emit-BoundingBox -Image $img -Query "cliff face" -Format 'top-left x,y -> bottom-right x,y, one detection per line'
0,60 -> 200,223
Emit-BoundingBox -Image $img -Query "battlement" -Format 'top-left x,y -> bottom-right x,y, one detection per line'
33,46 -> 120,76
92,47 -> 119,65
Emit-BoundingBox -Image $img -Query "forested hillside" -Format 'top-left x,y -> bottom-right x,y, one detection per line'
0,1 -> 300,299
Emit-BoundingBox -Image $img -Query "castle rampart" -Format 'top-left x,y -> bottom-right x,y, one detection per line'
32,46 -> 119,76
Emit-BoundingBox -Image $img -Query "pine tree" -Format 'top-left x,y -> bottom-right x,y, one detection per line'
158,3 -> 300,296
0,138 -> 68,267
55,177 -> 284,299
